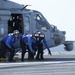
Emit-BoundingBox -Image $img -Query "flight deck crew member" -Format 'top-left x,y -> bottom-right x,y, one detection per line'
35,31 -> 52,60
0,30 -> 20,62
20,34 -> 34,61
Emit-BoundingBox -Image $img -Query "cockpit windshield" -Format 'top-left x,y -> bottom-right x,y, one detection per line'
51,24 -> 58,32
34,14 -> 50,30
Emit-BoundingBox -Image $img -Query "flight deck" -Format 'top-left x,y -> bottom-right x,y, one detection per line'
0,55 -> 75,75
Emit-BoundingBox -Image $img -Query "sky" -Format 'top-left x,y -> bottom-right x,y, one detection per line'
10,0 -> 75,41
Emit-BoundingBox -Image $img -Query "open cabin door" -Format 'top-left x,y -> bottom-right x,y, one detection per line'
8,14 -> 23,34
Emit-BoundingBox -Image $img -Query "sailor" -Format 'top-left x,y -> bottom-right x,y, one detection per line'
20,34 -> 35,61
0,30 -> 20,62
34,31 -> 52,60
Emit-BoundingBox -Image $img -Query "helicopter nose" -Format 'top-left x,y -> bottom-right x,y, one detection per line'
61,31 -> 66,35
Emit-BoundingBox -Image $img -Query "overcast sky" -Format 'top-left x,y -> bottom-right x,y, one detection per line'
10,0 -> 75,41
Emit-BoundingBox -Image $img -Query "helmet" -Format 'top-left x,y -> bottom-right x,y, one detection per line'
13,30 -> 19,35
37,31 -> 41,34
37,31 -> 45,38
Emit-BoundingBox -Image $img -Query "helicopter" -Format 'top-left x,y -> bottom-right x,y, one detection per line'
0,0 -> 74,52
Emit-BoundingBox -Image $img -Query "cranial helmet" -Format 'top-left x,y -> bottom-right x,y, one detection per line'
37,31 -> 45,38
37,31 -> 41,34
13,30 -> 19,35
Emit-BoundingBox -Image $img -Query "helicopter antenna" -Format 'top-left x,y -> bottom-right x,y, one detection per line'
21,5 -> 31,11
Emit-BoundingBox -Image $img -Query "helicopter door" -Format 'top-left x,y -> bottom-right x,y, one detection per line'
23,14 -> 31,34
33,14 -> 51,46
8,14 -> 22,33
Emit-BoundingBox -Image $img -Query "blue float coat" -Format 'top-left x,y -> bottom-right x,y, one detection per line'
2,33 -> 16,49
21,34 -> 33,52
35,38 -> 50,52
21,34 -> 50,52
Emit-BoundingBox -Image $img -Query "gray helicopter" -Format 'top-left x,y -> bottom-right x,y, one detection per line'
0,0 -> 74,52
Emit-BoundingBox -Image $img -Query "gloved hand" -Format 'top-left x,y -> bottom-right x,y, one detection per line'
48,50 -> 52,56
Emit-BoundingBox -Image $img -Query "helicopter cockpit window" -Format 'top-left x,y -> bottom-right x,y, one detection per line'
51,24 -> 57,32
34,14 -> 50,30
36,14 -> 43,20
